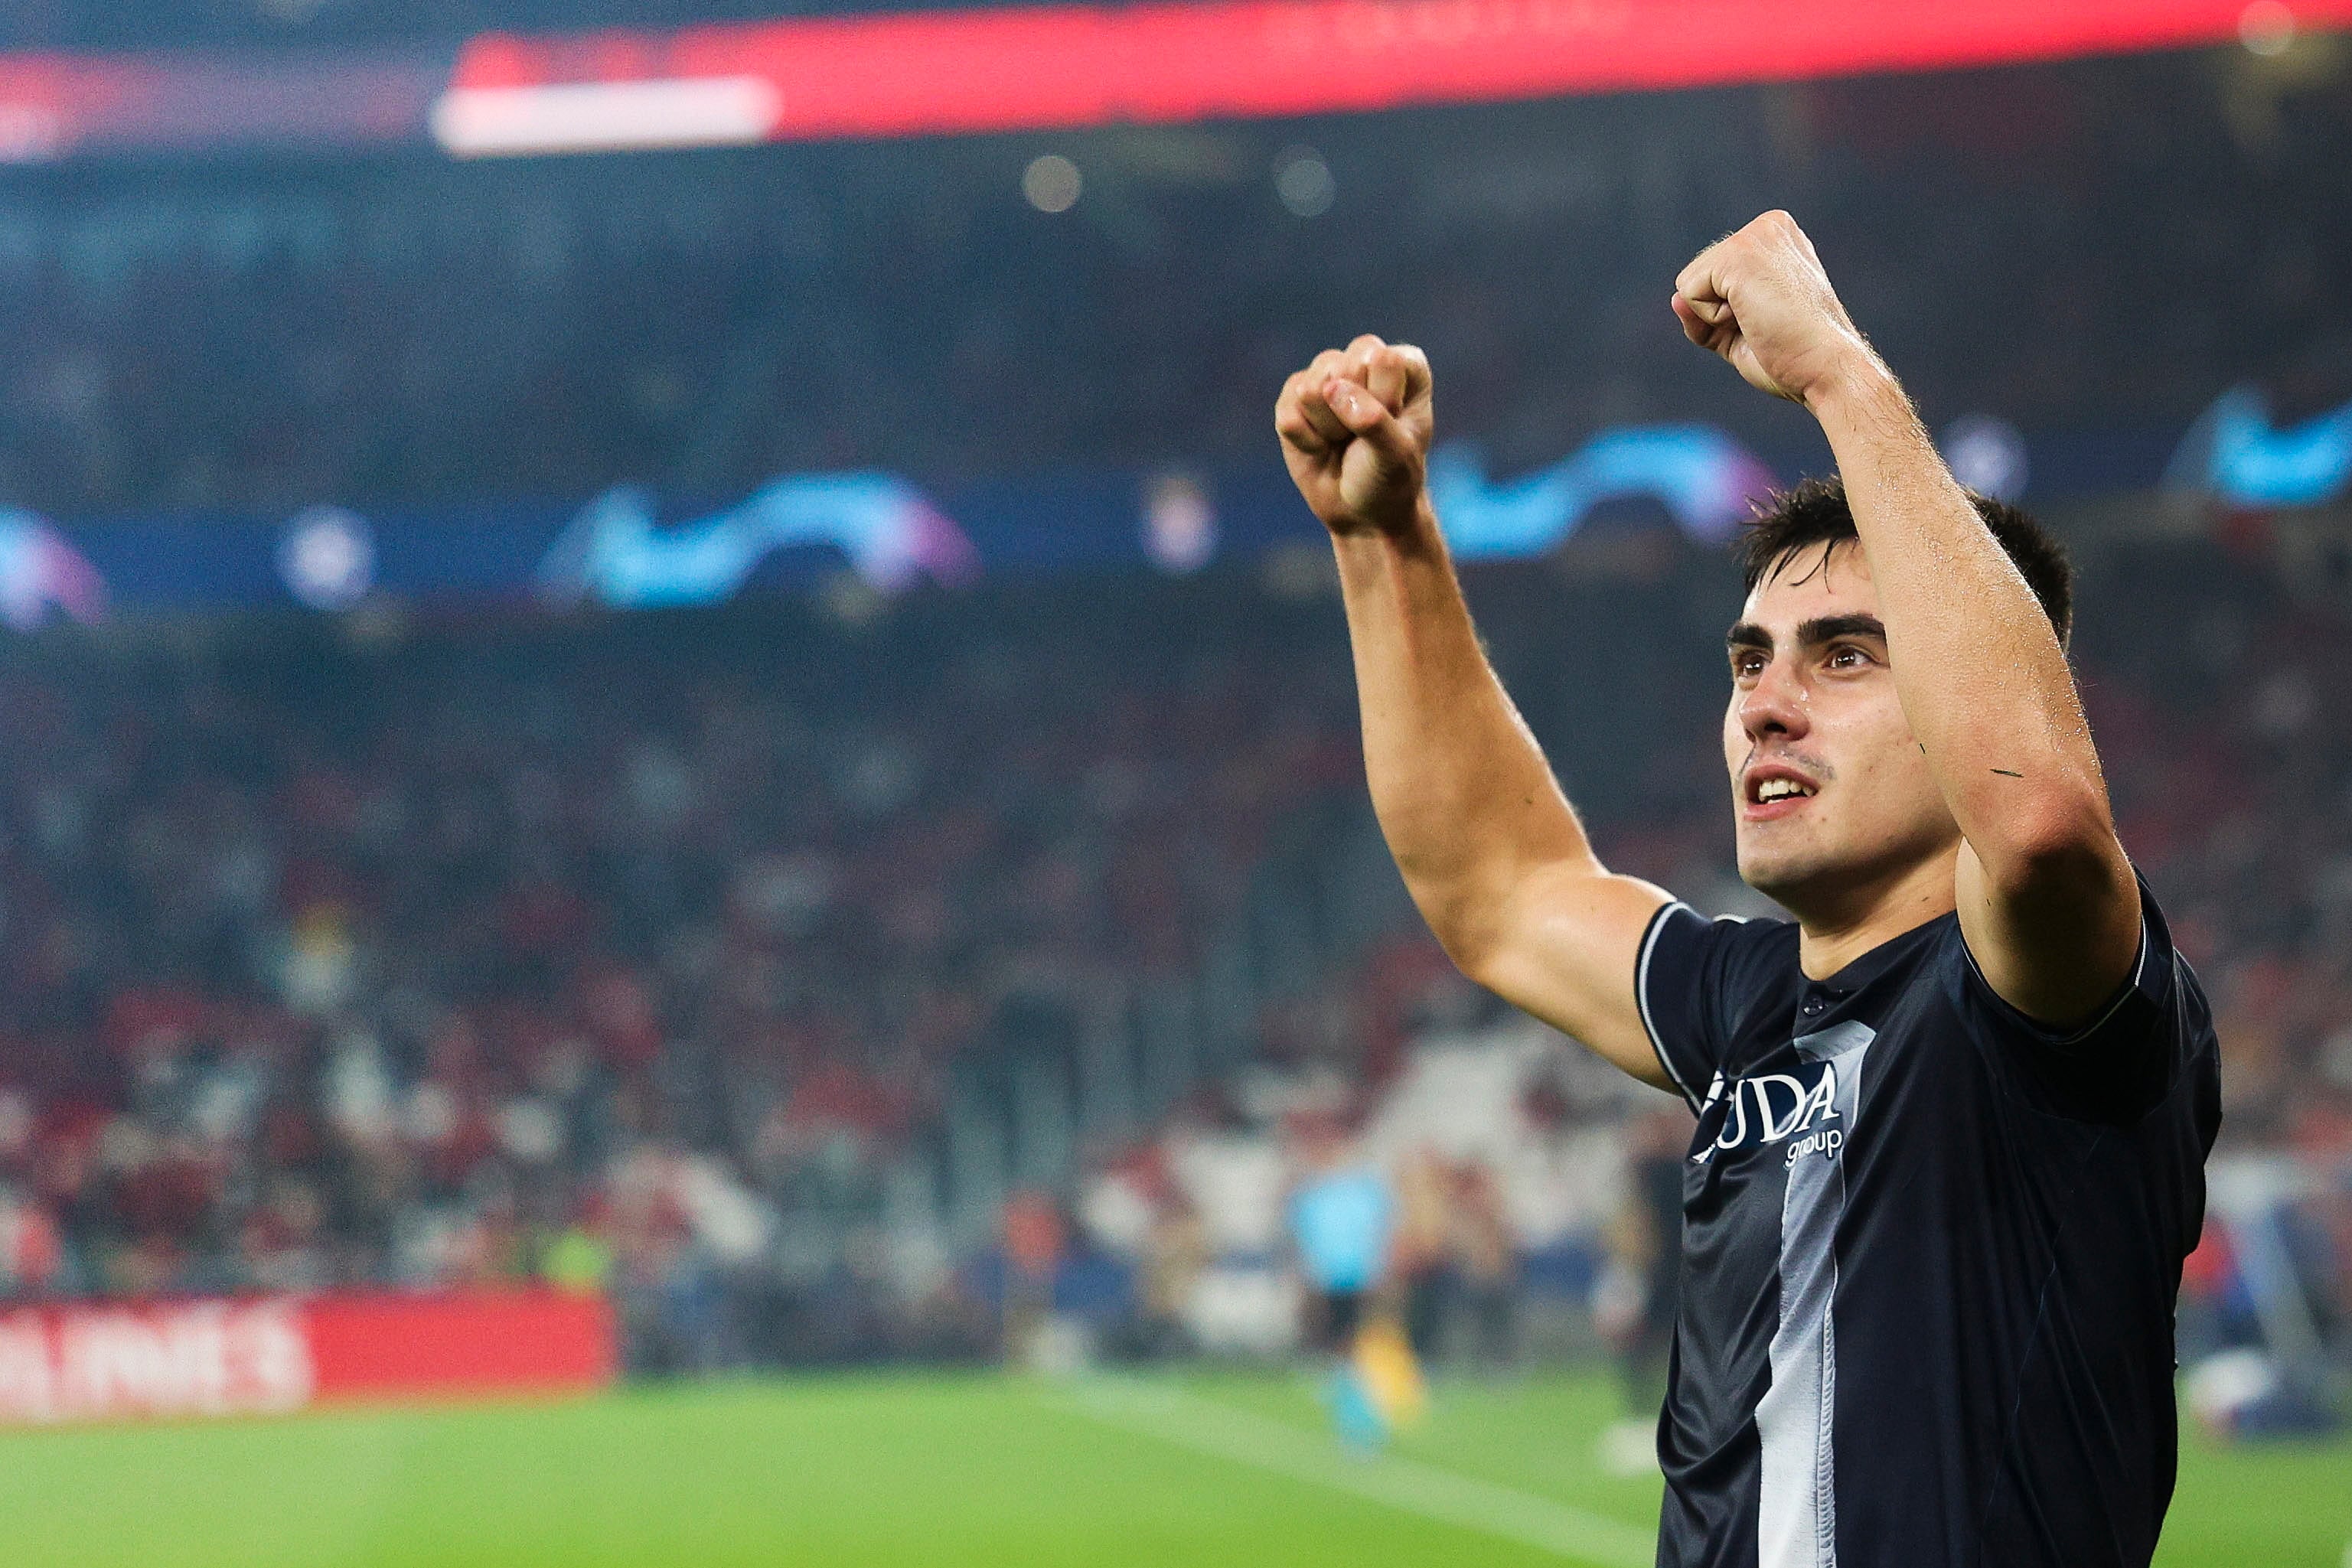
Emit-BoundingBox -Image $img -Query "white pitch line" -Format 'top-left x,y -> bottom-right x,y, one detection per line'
1055,1377 -> 1657,1568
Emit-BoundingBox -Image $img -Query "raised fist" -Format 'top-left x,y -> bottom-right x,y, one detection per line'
1672,211 -> 1886,410
1274,334 -> 1434,536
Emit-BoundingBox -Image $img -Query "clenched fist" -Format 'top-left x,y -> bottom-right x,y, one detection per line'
1672,210 -> 1888,411
1274,334 -> 1434,536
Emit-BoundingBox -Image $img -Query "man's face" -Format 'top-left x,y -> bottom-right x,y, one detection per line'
1724,541 -> 1959,911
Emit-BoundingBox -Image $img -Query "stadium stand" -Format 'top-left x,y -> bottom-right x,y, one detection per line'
0,525 -> 2341,1380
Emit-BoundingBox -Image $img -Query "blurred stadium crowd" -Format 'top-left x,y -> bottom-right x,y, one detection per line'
0,46 -> 2346,519
0,523 -> 2341,1392
0,575 -> 1365,1361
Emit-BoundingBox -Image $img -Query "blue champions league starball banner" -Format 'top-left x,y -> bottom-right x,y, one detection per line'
2164,386 -> 2352,510
0,399 -> 2341,629
0,423 -> 1789,627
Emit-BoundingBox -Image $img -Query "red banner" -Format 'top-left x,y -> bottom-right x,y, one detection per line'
0,0 -> 2342,161
435,0 -> 2352,152
0,1290 -> 616,1425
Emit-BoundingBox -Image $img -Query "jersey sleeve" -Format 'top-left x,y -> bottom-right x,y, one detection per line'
1952,872 -> 2201,1124
1635,901 -> 1785,1112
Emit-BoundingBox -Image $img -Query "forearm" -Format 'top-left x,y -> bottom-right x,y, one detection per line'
1811,368 -> 2115,862
1331,496 -> 1597,960
1672,209 -> 2136,1019
1278,335 -> 1669,1079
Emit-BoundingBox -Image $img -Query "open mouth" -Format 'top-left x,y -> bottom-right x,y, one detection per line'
1744,768 -> 1820,807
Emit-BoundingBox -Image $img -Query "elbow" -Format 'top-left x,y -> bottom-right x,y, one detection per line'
1395,864 -> 1515,987
1415,890 -> 1506,987
1979,787 -> 2125,904
1403,853 -> 1593,993
1435,925 -> 1512,995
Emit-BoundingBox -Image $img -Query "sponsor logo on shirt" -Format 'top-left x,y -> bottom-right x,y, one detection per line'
1690,1059 -> 1841,1167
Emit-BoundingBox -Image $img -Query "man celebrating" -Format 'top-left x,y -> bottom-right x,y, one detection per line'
1274,212 -> 2220,1566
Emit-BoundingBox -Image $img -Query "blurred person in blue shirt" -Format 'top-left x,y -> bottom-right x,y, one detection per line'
1288,1123 -> 1398,1449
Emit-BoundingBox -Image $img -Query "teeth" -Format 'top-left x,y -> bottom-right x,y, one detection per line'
1756,779 -> 1814,802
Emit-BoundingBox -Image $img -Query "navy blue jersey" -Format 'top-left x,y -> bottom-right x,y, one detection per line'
1636,879 -> 2219,1568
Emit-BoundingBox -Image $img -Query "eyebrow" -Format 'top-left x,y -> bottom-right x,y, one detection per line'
1725,613 -> 1888,654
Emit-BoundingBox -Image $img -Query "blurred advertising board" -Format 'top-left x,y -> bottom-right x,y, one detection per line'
0,1289 -> 616,1426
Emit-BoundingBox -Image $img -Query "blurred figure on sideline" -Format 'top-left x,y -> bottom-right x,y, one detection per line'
1449,1162 -> 1518,1371
1391,1149 -> 1453,1361
1287,1119 -> 1404,1449
1597,1106 -> 1688,1474
1000,1188 -> 1066,1364
1136,1196 -> 1208,1361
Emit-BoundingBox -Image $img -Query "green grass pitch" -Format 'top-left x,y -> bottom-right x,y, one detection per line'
0,1370 -> 2341,1566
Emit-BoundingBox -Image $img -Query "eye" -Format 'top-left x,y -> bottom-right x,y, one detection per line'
1825,643 -> 1876,671
1731,650 -> 1766,681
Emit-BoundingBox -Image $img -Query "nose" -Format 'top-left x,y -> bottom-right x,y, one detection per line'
1738,657 -> 1810,745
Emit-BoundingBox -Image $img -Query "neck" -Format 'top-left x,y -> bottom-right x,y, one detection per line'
1784,845 -> 1960,981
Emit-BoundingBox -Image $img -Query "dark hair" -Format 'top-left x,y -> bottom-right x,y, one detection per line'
1738,476 -> 2074,646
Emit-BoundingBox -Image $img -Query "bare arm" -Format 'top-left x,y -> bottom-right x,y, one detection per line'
1274,337 -> 1675,1087
1673,214 -> 2138,1023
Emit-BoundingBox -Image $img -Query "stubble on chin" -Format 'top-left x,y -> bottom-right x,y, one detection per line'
1734,824 -> 1830,904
